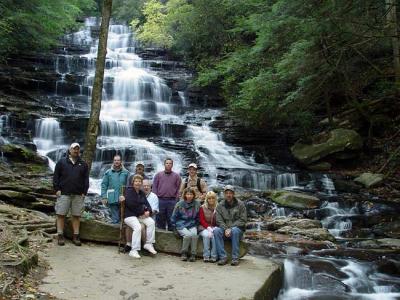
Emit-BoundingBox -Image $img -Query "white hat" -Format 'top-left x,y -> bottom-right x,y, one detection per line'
135,161 -> 145,167
70,142 -> 80,149
188,163 -> 197,169
223,185 -> 235,193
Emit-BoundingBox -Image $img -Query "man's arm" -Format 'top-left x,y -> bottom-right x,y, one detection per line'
152,173 -> 159,195
174,174 -> 181,199
83,163 -> 89,195
216,206 -> 228,230
232,203 -> 247,229
100,171 -> 109,199
53,161 -> 61,193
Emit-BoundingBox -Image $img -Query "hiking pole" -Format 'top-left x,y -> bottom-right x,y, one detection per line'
118,185 -> 126,254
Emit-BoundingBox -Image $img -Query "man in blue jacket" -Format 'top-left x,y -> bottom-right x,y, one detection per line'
53,143 -> 89,246
101,154 -> 130,224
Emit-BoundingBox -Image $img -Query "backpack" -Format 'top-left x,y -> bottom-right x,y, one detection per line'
184,177 -> 203,193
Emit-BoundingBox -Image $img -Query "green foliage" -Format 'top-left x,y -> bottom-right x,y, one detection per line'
0,0 -> 95,60
112,0 -> 145,23
135,0 -> 395,134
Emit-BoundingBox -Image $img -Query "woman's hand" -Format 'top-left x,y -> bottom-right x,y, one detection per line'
119,195 -> 125,202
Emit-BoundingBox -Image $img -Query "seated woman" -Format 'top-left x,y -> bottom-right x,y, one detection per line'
171,187 -> 200,262
120,174 -> 157,259
199,191 -> 218,263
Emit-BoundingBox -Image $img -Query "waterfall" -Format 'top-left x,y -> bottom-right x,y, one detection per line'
33,118 -> 65,170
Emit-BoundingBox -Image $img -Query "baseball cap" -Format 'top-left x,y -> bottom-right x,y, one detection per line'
135,161 -> 145,167
70,142 -> 80,149
188,163 -> 197,169
223,185 -> 235,193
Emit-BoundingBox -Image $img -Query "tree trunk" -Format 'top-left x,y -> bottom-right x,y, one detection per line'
386,0 -> 400,89
82,0 -> 113,170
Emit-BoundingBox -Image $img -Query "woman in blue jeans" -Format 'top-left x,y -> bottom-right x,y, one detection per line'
170,187 -> 200,262
199,191 -> 218,263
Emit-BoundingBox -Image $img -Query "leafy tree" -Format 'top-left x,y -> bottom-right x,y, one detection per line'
135,0 -> 397,135
0,0 -> 95,60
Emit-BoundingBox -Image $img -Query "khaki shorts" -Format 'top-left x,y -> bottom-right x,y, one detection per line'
55,194 -> 85,216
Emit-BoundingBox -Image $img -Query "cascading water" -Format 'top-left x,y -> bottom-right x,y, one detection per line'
37,18 -> 299,195
33,118 -> 66,170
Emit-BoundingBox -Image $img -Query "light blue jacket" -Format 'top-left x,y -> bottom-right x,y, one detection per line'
101,167 -> 130,204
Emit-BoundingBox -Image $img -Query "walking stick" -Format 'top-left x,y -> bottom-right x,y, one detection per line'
118,185 -> 126,254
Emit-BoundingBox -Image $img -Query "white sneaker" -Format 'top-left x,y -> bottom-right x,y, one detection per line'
143,243 -> 157,254
129,250 -> 141,259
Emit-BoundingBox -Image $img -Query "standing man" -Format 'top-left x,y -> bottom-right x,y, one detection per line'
101,154 -> 130,224
179,163 -> 207,202
53,143 -> 89,246
143,179 -> 159,220
152,158 -> 181,230
126,161 -> 148,186
214,185 -> 247,266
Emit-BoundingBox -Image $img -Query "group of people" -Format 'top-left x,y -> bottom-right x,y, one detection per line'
53,142 -> 247,266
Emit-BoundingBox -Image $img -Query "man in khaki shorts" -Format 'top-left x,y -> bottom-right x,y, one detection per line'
53,143 -> 89,246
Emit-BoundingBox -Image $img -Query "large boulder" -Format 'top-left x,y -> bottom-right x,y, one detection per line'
291,129 -> 363,165
269,190 -> 320,209
354,172 -> 384,188
65,219 -> 248,258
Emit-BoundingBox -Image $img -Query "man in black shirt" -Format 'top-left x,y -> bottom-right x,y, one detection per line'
53,143 -> 89,246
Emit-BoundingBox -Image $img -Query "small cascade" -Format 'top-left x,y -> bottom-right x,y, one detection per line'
278,258 -> 400,299
33,118 -> 66,170
0,114 -> 10,145
320,201 -> 359,238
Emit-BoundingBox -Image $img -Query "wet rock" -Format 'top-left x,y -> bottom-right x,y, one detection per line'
291,128 -> 363,165
313,273 -> 350,293
372,220 -> 400,238
332,178 -> 361,193
264,217 -> 322,231
307,162 -> 332,171
300,259 -> 349,279
354,172 -> 384,188
276,226 -> 335,241
0,144 -> 46,164
269,190 -> 320,209
376,259 -> 400,276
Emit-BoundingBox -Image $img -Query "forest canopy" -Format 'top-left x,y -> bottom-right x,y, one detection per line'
0,0 -> 96,59
130,0 -> 399,133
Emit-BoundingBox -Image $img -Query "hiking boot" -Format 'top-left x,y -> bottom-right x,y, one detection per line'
124,245 -> 132,253
210,257 -> 217,263
72,234 -> 81,246
181,252 -> 188,261
203,257 -> 210,263
217,258 -> 227,266
57,234 -> 65,246
189,254 -> 196,262
231,259 -> 240,266
143,243 -> 157,255
129,250 -> 141,259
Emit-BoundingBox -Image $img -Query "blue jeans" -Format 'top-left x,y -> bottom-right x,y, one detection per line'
109,203 -> 120,224
214,226 -> 243,260
200,229 -> 217,259
156,199 -> 176,230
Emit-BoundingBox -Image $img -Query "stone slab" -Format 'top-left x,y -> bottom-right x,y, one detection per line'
39,243 -> 282,300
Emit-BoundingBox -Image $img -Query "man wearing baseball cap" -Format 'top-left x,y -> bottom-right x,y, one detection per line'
214,185 -> 247,266
179,163 -> 207,202
53,142 -> 89,246
126,161 -> 149,186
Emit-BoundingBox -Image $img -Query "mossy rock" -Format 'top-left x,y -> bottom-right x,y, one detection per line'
291,128 -> 363,165
269,190 -> 320,209
0,144 -> 45,164
354,172 -> 384,188
65,218 -> 249,258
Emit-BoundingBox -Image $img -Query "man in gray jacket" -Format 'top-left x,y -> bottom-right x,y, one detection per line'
214,185 -> 247,266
